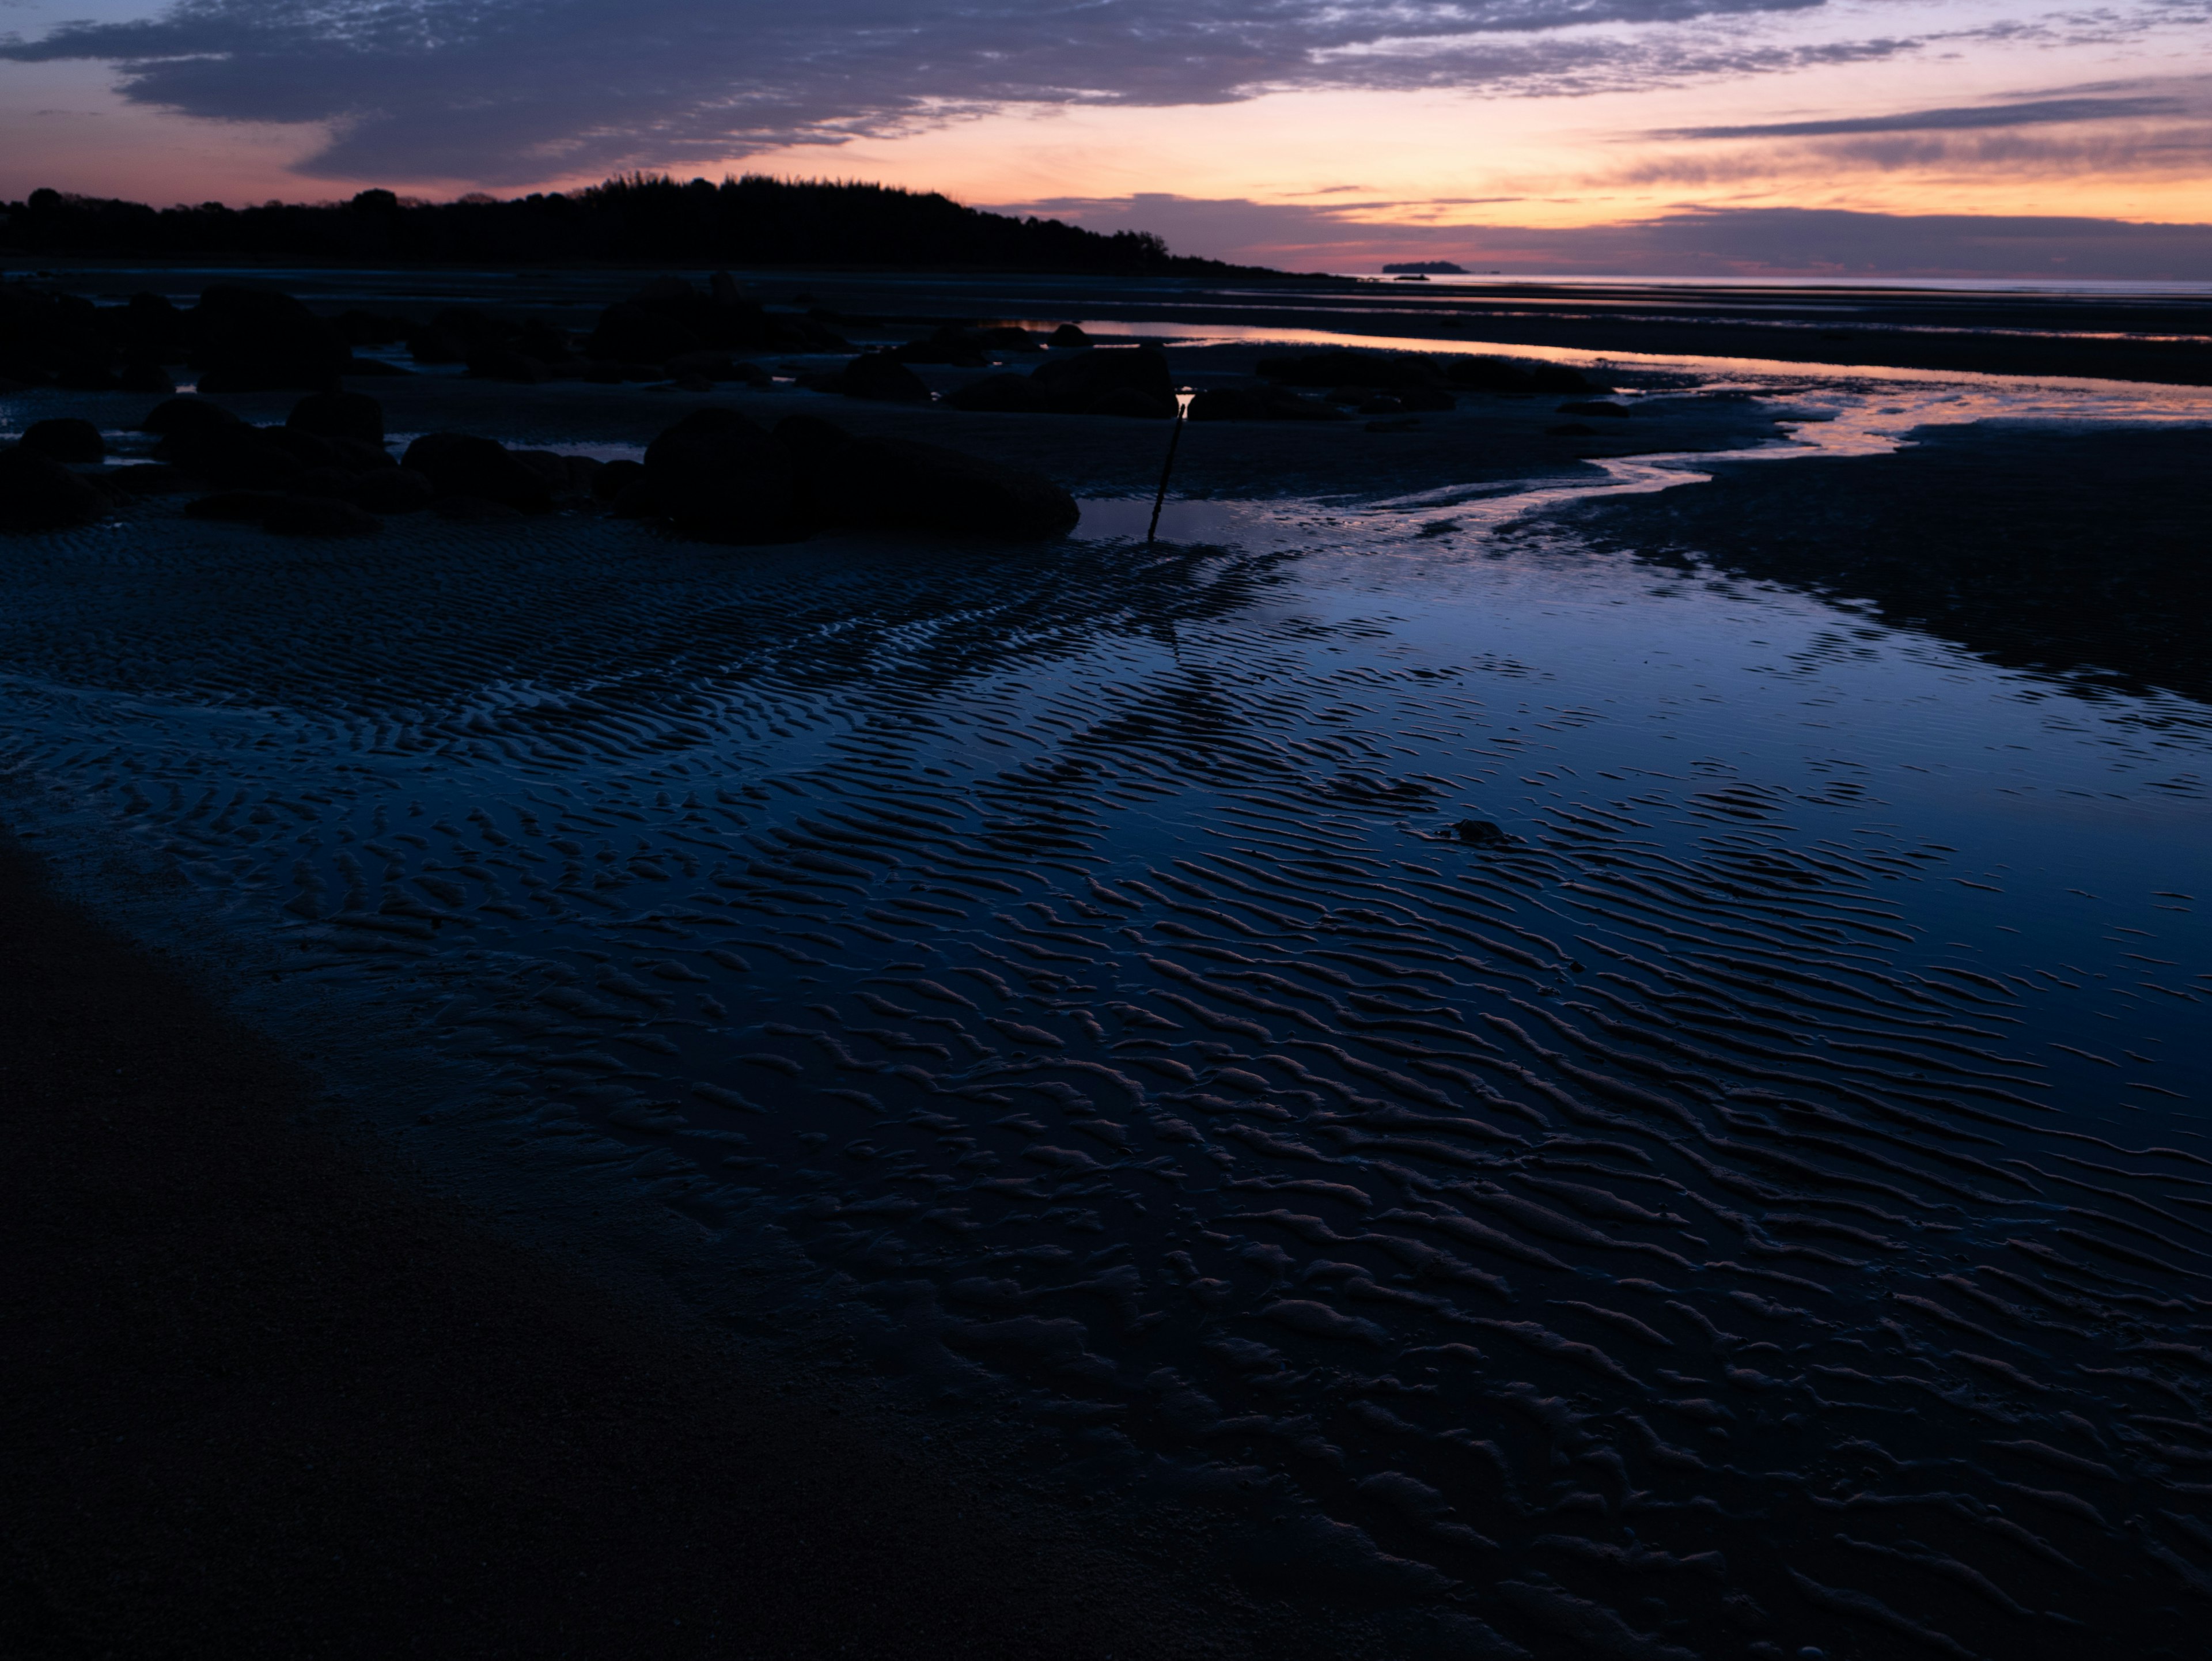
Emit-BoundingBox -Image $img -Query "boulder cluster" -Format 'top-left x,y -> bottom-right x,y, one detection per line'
625,408 -> 1078,543
417,273 -> 850,387
2,389 -> 1076,543
805,327 -> 1180,421
0,282 -> 372,395
0,271 -> 852,399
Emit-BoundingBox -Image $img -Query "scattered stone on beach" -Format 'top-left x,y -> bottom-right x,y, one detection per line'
289,390 -> 386,447
627,408 -> 1077,544
400,433 -> 557,513
643,408 -> 803,544
1259,350 -> 1444,390
1557,400 -> 1630,418
1450,355 -> 1594,394
19,417 -> 106,463
0,447 -> 103,531
1187,386 -> 1346,423
1449,818 -> 1513,847
1029,346 -> 1175,417
821,352 -> 934,404
809,430 -> 1082,540
944,374 -> 1044,413
139,396 -> 243,438
190,285 -> 350,393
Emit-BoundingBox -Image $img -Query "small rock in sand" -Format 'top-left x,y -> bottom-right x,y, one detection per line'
21,417 -> 106,463
0,448 -> 103,531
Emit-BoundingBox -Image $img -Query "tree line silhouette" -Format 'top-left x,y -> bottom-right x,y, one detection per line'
0,173 -> 1279,274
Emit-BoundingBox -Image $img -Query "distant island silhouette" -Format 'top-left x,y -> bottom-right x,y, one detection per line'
0,173 -> 1291,275
1381,261 -> 1467,274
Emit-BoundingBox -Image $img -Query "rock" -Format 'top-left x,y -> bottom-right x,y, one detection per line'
1450,819 -> 1512,847
138,396 -> 243,438
1446,357 -> 1592,394
589,302 -> 703,365
642,408 -> 802,544
835,353 -> 933,404
510,449 -> 599,502
892,326 -> 990,368
1090,387 -> 1173,419
1556,399 -> 1630,418
346,468 -> 434,514
400,433 -> 555,512
1030,346 -> 1173,415
592,459 -> 646,501
184,491 -> 283,523
118,362 -> 176,395
672,373 -> 714,393
265,495 -> 381,537
190,285 -> 349,392
1048,324 -> 1092,349
288,390 -> 385,446
666,351 -> 770,385
815,432 -> 1078,540
164,425 -> 307,489
20,418 -> 105,463
944,374 -> 1046,413
466,347 -> 552,384
1187,385 -> 1345,422
1256,351 -> 1441,390
0,448 -> 103,531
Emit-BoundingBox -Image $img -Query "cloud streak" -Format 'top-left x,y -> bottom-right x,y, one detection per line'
1651,94 -> 2187,140
2,0 -> 1881,181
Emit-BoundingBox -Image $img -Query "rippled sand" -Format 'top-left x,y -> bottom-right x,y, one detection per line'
5,346 -> 2211,1659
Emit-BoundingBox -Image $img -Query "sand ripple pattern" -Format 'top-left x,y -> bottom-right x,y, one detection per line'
3,502 -> 2209,1659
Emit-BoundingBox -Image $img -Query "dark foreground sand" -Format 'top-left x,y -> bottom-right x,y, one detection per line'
0,838 -> 1264,1661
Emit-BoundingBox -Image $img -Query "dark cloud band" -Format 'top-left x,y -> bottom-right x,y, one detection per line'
1,0 -> 1834,180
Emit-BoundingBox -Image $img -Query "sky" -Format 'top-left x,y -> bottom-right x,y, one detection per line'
2,0 -> 2209,275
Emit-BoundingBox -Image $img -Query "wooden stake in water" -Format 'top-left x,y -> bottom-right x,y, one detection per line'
1145,398 -> 1187,544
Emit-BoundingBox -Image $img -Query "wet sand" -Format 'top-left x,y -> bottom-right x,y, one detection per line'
5,316 -> 2211,1659
0,836 -> 1257,1661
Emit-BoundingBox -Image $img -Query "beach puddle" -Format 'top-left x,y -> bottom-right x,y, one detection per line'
3,360 -> 2209,1656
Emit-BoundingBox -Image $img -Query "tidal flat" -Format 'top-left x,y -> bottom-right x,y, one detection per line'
4,269 -> 2210,1660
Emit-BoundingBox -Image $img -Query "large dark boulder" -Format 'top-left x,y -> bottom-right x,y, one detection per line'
1255,351 -> 1441,390
642,408 -> 801,544
20,418 -> 105,463
1187,385 -> 1346,422
400,434 -> 555,513
804,429 -> 1078,541
1048,324 -> 1092,349
138,396 -> 243,438
1029,347 -> 1173,415
1445,356 -> 1592,394
163,424 -> 310,489
190,286 -> 349,392
0,448 -> 103,531
835,353 -> 933,404
288,389 -> 385,446
0,286 -> 113,384
588,302 -> 703,365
